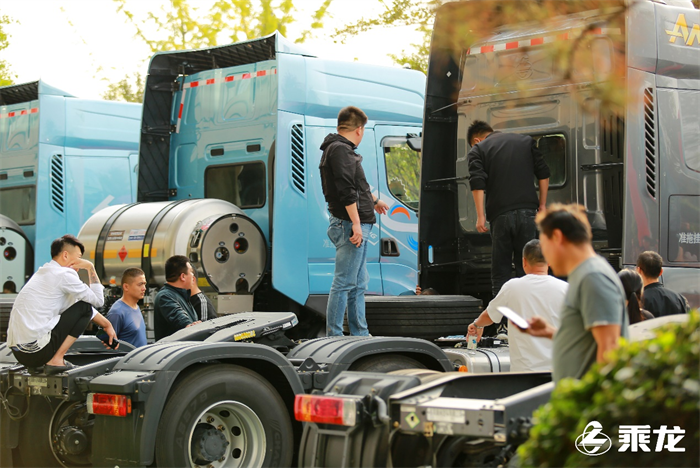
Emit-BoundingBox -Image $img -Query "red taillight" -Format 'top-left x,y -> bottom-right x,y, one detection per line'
294,394 -> 358,426
87,393 -> 132,417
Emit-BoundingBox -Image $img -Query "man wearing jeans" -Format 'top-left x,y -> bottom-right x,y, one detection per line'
467,120 -> 550,296
319,106 -> 388,336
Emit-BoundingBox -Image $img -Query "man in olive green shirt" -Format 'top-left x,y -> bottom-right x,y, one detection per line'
520,204 -> 628,382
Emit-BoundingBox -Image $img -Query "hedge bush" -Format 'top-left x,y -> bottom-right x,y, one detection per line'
518,312 -> 699,467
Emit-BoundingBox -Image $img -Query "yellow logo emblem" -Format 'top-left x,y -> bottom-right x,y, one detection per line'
666,14 -> 700,46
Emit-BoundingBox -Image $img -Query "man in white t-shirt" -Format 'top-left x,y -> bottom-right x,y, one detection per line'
467,239 -> 567,372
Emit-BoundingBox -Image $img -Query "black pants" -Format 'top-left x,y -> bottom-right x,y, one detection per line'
490,208 -> 538,296
11,301 -> 92,368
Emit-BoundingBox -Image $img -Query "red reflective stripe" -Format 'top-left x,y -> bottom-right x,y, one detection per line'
20,110 -> 27,115
274,69 -> 277,74
31,108 -> 38,113
257,70 -> 266,77
7,112 -> 14,117
531,37 -> 544,46
242,73 -> 252,79
591,27 -> 602,35
480,45 -> 494,53
558,33 -> 569,40
190,81 -> 199,87
178,103 -> 184,119
225,76 -> 234,82
506,42 -> 519,49
206,78 -> 215,85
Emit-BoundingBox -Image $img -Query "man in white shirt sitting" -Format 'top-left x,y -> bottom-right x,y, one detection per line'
7,235 -> 118,374
467,239 -> 567,372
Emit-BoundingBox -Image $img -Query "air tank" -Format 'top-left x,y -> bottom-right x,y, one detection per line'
78,199 -> 266,293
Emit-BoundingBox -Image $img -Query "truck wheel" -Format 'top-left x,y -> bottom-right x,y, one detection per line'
155,364 -> 293,468
365,296 -> 482,341
16,397 -> 60,467
349,354 -> 426,373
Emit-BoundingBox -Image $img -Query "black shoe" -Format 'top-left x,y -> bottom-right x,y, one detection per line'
44,360 -> 76,375
26,366 -> 45,375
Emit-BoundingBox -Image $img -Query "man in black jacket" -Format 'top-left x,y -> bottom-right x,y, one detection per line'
636,251 -> 689,317
467,120 -> 550,296
154,255 -> 201,340
319,106 -> 388,336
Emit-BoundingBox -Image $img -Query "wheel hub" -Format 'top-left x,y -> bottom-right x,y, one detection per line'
188,400 -> 266,468
191,423 -> 229,465
56,425 -> 88,456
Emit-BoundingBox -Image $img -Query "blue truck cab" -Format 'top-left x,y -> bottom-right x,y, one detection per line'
0,81 -> 141,291
123,33 -> 425,330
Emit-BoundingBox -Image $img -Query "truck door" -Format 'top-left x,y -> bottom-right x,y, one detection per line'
374,125 -> 421,294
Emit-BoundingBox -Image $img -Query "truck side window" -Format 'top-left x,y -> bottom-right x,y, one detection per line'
533,134 -> 566,187
383,138 -> 420,210
0,186 -> 36,225
205,162 -> 266,209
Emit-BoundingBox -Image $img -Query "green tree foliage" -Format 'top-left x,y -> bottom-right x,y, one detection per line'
518,312 -> 699,467
0,14 -> 16,87
101,72 -> 145,103
109,0 -> 332,100
115,0 -> 333,53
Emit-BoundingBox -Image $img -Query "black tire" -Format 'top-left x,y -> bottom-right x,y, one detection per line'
155,364 -> 294,468
15,396 -> 60,467
349,354 -> 426,373
365,295 -> 482,341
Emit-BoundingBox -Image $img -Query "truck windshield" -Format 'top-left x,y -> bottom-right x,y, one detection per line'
383,138 -> 420,211
0,186 -> 35,225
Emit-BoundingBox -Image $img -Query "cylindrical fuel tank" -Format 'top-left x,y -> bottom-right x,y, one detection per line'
78,199 -> 267,293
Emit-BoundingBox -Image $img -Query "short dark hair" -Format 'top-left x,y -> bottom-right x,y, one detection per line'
420,287 -> 439,295
165,255 -> 190,283
536,203 -> 592,245
337,106 -> 368,132
121,267 -> 145,286
467,120 -> 493,146
50,234 -> 85,258
522,239 -> 546,265
637,251 -> 663,279
2,281 -> 16,293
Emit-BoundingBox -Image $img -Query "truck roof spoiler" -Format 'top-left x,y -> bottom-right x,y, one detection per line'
0,80 -> 74,106
138,32 -> 312,202
147,31 -> 313,79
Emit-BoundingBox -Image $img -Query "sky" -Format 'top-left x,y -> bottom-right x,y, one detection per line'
0,0 -> 424,100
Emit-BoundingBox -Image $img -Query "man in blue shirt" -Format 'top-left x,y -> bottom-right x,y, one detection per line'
106,268 -> 148,348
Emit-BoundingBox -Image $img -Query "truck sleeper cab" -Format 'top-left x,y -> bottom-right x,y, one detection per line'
81,32 -> 427,338
419,0 -> 700,307
0,80 -> 141,291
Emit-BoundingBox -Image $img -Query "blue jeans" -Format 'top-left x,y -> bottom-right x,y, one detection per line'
326,216 -> 372,336
490,208 -> 537,296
